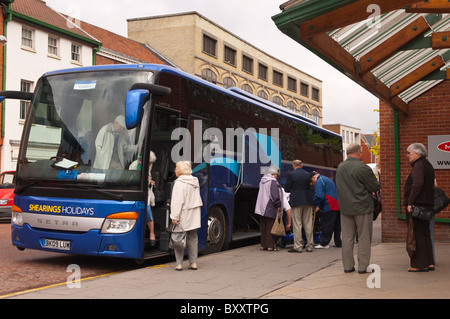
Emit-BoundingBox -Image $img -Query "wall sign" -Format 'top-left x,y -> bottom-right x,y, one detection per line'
428,135 -> 450,169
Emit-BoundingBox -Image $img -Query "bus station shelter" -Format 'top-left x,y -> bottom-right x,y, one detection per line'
273,0 -> 450,242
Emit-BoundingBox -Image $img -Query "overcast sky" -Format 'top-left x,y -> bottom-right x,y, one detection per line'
45,0 -> 380,133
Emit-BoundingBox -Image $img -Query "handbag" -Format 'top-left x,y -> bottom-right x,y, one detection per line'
271,212 -> 286,236
434,188 -> 450,214
411,205 -> 434,222
168,223 -> 186,250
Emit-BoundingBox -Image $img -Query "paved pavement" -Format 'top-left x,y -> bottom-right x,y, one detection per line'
4,219 -> 450,300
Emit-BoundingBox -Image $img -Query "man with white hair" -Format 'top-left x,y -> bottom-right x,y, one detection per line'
94,115 -> 128,169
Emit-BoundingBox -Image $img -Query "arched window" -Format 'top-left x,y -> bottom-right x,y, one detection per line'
312,109 -> 320,124
257,90 -> 268,100
273,96 -> 283,106
201,68 -> 217,84
223,77 -> 236,89
242,84 -> 253,94
300,105 -> 308,117
287,101 -> 296,111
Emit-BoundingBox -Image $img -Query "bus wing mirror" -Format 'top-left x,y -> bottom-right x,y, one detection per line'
0,91 -> 33,102
125,89 -> 149,130
130,83 -> 171,96
125,84 -> 171,129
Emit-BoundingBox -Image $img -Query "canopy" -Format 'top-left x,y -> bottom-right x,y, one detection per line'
273,0 -> 450,114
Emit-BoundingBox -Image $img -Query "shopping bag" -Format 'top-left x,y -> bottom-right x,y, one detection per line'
271,213 -> 286,236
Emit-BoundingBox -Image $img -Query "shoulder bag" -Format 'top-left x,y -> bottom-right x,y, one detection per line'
434,188 -> 450,214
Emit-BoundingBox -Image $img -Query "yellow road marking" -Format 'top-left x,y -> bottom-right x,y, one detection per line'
0,264 -> 169,299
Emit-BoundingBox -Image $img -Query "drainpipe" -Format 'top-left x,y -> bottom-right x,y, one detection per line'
394,109 -> 404,220
2,2 -> 12,138
92,44 -> 101,66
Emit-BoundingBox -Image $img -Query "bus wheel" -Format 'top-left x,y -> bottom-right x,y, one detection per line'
205,206 -> 226,254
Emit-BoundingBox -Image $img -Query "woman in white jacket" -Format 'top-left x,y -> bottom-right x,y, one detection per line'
170,161 -> 203,271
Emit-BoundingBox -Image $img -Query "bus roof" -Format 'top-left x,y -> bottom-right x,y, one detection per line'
42,64 -> 341,139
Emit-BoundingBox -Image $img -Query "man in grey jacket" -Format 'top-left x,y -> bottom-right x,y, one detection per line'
336,143 -> 380,274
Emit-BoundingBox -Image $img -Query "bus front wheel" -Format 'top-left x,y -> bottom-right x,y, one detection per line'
205,206 -> 226,254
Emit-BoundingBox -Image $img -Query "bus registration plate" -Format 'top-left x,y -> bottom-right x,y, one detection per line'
43,239 -> 71,251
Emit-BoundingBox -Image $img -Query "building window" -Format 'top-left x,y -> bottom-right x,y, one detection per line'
71,43 -> 81,62
48,36 -> 59,57
203,34 -> 217,57
258,63 -> 268,81
257,90 -> 268,100
223,77 -> 236,89
242,84 -> 253,94
287,101 -> 297,111
224,46 -> 236,66
300,82 -> 309,97
273,96 -> 283,106
288,77 -> 297,92
20,80 -> 33,120
201,69 -> 217,84
312,109 -> 320,124
300,105 -> 308,117
242,55 -> 253,74
312,87 -> 320,101
273,70 -> 283,87
21,27 -> 34,49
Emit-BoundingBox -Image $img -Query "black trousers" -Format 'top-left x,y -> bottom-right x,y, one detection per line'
407,212 -> 434,268
320,210 -> 342,247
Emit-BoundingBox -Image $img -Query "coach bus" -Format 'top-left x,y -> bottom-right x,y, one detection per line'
2,64 -> 342,261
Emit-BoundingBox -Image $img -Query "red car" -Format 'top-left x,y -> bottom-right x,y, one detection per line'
0,171 -> 15,222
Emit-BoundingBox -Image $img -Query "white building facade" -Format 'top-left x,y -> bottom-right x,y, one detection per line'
2,0 -> 100,171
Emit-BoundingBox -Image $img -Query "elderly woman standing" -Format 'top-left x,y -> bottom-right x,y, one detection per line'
170,161 -> 203,271
404,143 -> 435,272
255,165 -> 283,251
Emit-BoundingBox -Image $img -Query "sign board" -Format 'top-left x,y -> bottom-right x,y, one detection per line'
428,135 -> 450,169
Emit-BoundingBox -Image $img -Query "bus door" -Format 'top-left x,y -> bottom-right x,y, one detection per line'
232,131 -> 281,236
146,107 -> 179,253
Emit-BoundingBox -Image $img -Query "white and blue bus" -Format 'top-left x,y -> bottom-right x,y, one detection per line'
3,64 -> 342,261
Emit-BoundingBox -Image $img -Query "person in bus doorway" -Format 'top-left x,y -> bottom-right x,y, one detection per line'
93,115 -> 128,169
254,165 -> 283,251
170,161 -> 203,271
310,171 -> 341,249
147,151 -> 157,248
284,160 -> 314,253
404,143 -> 435,272
336,143 -> 380,274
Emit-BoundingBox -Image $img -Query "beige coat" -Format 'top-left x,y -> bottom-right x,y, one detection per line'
170,175 -> 203,231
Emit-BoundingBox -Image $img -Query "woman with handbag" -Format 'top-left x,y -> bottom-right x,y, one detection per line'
170,161 -> 203,271
254,165 -> 283,251
404,143 -> 435,272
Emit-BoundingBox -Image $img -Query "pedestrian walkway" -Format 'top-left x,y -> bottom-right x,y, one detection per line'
5,241 -> 450,299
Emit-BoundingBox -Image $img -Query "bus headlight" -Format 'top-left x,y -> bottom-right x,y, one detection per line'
101,212 -> 138,234
0,199 -> 8,205
12,205 -> 23,226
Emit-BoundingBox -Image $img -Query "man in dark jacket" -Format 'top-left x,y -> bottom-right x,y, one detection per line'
285,160 -> 314,252
336,143 -> 380,274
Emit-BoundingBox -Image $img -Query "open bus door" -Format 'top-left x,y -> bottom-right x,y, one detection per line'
232,130 -> 281,240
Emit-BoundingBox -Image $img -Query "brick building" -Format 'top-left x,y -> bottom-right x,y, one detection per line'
274,1 -> 450,242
